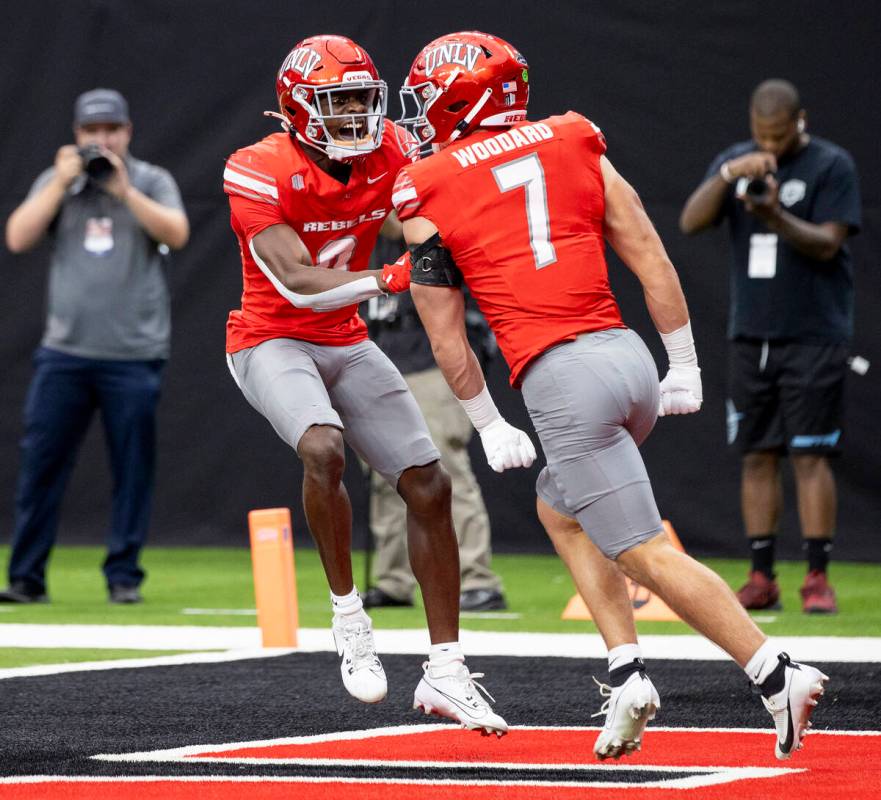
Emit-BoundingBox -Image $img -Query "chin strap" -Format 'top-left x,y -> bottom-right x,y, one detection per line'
449,87 -> 493,144
263,110 -> 291,133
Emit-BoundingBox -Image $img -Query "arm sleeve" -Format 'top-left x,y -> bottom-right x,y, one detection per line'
811,151 -> 861,233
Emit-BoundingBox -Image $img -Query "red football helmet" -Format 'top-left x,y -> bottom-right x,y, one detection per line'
396,31 -> 529,157
273,35 -> 387,160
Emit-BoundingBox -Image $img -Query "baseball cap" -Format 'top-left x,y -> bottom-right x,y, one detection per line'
73,88 -> 130,127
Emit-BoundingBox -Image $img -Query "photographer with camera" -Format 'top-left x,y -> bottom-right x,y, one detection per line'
1,88 -> 188,604
680,79 -> 861,614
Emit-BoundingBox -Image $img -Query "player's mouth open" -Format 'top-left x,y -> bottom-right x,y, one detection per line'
336,122 -> 367,140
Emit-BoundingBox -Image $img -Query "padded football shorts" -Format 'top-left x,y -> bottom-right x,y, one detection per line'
523,328 -> 664,559
228,337 -> 440,487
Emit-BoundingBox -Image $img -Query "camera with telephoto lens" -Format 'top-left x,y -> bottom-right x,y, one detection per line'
744,174 -> 775,205
78,144 -> 114,181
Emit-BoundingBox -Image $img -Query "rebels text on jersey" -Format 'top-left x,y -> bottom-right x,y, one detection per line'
393,112 -> 625,386
224,119 -> 408,352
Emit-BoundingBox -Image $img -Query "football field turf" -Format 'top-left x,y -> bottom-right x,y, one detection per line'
1,545 -> 879,799
0,545 -> 879,667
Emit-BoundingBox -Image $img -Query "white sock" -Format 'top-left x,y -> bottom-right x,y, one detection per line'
608,643 -> 643,673
429,641 -> 465,671
331,586 -> 364,617
744,639 -> 780,685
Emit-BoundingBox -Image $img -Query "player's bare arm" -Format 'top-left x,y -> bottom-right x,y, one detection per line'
600,156 -> 689,334
600,156 -> 702,416
379,209 -> 403,241
404,215 -> 536,472
251,223 -> 409,311
404,217 -> 484,399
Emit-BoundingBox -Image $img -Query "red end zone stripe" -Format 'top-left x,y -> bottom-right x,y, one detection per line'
191,727 -> 857,768
5,730 -> 881,800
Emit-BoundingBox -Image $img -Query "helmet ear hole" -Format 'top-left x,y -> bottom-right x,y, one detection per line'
447,100 -> 468,113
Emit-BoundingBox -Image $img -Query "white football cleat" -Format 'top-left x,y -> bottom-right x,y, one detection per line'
761,654 -> 828,760
413,661 -> 508,736
331,612 -> 387,704
592,671 -> 660,760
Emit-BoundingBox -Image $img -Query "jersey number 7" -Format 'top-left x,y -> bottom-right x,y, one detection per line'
492,153 -> 558,270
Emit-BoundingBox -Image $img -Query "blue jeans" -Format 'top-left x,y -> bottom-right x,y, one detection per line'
8,348 -> 164,594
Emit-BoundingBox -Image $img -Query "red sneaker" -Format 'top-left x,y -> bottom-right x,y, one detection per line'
800,570 -> 838,614
736,571 -> 781,610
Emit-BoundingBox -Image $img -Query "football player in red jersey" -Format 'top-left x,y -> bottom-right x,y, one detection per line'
394,31 -> 828,760
224,35 -> 529,733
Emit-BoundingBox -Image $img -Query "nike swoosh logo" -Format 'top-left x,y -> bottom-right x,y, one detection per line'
428,681 -> 485,717
366,172 -> 388,184
781,698 -> 795,753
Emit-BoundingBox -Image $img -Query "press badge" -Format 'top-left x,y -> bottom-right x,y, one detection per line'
748,233 -> 777,279
84,217 -> 114,255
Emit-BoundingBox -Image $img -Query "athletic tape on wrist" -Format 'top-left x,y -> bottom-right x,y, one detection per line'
659,320 -> 699,368
458,383 -> 502,432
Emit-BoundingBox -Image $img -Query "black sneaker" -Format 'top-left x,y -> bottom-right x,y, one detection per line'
460,588 -> 507,612
361,587 -> 413,609
0,581 -> 48,603
109,585 -> 143,604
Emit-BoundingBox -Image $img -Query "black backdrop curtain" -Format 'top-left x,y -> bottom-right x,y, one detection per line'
1,0 -> 878,558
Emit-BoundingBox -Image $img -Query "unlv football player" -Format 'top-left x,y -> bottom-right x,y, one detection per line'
224,35 -> 526,733
394,30 -> 828,760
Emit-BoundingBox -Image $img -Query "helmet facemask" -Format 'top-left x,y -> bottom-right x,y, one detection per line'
287,79 -> 388,161
397,80 -> 447,158
396,68 -> 496,159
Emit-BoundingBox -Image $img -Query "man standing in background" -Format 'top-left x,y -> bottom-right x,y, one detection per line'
2,88 -> 189,604
364,231 -> 506,613
680,79 -> 861,614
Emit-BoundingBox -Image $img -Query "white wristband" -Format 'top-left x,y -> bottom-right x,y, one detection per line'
659,321 -> 699,368
458,383 -> 503,433
720,161 -> 735,184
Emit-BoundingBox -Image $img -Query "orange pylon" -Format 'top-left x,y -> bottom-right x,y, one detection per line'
248,508 -> 299,646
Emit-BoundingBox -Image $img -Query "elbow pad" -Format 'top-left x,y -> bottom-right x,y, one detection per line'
409,233 -> 463,288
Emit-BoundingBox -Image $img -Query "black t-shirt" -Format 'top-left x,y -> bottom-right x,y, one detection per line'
706,136 -> 861,343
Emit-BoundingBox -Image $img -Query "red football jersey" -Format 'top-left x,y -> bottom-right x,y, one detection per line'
394,112 -> 625,386
224,120 -> 409,353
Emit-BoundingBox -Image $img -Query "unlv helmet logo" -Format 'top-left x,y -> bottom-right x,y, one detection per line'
279,47 -> 321,80
424,42 -> 482,76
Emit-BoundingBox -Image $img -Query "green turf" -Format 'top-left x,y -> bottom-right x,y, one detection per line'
0,648 -> 197,668
0,545 -> 878,668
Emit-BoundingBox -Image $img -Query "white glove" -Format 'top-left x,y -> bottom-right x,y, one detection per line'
478,418 -> 537,473
658,366 -> 703,416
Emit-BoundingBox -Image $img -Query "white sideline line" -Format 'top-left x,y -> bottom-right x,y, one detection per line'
181,608 -> 258,616
0,648 -> 294,679
2,624 -> 881,661
0,625 -> 879,681
90,723 -> 881,761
